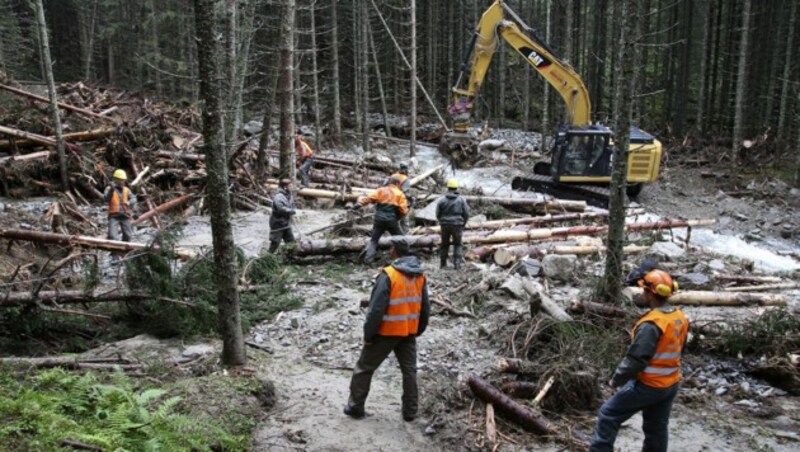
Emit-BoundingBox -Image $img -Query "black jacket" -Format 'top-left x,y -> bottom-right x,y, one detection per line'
436,191 -> 470,226
270,189 -> 296,229
363,256 -> 430,342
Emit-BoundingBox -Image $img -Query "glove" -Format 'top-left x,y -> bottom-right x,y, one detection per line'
133,214 -> 140,221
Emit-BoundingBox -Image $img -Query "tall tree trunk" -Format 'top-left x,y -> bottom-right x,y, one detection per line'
708,0 -> 723,132
732,0 -> 751,159
31,0 -> 67,191
193,0 -> 246,367
225,0 -> 238,147
795,90 -> 800,187
674,0 -> 693,136
410,0 -> 417,157
497,44 -> 505,128
368,24 -> 391,138
542,0 -> 551,137
146,0 -> 162,96
361,1 -> 370,153
696,0 -> 714,136
234,0 -> 257,140
352,0 -> 361,137
256,62 -> 279,179
79,0 -> 98,81
310,0 -> 322,149
602,0 -> 637,303
278,0 -> 296,179
330,0 -> 342,141
778,0 -> 797,143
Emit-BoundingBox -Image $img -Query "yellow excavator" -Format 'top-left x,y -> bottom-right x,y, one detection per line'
441,0 -> 662,207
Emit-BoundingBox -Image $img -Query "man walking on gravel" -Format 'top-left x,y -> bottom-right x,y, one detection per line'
436,178 -> 469,269
590,269 -> 688,452
268,178 -> 297,253
354,177 -> 408,263
345,237 -> 430,422
104,169 -> 137,243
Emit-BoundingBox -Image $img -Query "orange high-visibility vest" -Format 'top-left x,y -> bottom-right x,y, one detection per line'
391,173 -> 408,184
297,138 -> 314,159
633,308 -> 689,388
108,187 -> 131,216
377,266 -> 425,337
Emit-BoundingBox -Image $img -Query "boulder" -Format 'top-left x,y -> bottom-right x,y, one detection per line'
515,257 -> 542,278
541,254 -> 577,281
674,272 -> 712,290
708,259 -> 726,271
647,241 -> 686,261
478,139 -> 508,151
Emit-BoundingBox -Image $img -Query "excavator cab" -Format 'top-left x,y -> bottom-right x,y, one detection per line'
551,126 -> 613,179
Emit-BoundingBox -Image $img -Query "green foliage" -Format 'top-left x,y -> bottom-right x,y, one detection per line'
0,368 -> 247,451
694,309 -> 800,357
124,244 -> 302,337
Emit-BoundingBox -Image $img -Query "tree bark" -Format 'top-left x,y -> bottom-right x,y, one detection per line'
0,127 -> 115,150
193,0 -> 246,367
310,0 -> 322,149
467,374 -> 557,435
626,287 -> 786,307
330,0 -> 342,141
731,0 -> 751,158
778,0 -> 797,143
31,0 -> 67,191
278,0 -> 296,179
409,0 -> 417,157
602,0 -> 637,304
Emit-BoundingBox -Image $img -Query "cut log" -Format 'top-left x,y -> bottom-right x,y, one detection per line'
0,127 -> 116,150
408,164 -> 444,187
532,376 -> 555,407
501,381 -> 540,398
493,244 -> 648,267
410,211 -> 614,235
0,290 -> 151,307
0,150 -> 53,164
569,300 -> 632,318
521,278 -> 572,321
0,228 -> 196,259
467,374 -> 556,435
0,82 -> 117,123
265,184 -> 360,202
154,150 -> 206,162
133,193 -> 196,225
714,275 -> 783,284
460,194 -> 586,212
625,287 -> 786,306
0,124 -> 57,147
485,403 -> 497,446
496,357 -> 539,375
721,283 -> 797,292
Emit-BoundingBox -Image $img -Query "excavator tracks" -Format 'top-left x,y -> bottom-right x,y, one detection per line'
511,174 -> 611,208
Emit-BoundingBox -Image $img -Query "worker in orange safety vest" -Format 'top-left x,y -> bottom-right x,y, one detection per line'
353,177 -> 408,263
295,135 -> 315,187
590,269 -> 689,452
344,237 -> 430,422
103,169 -> 137,243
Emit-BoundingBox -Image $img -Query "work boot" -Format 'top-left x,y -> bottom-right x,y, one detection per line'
440,257 -> 447,269
343,405 -> 366,419
453,260 -> 461,271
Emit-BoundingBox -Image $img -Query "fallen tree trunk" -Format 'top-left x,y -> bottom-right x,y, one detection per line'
410,211 -> 615,235
467,374 -> 556,435
0,127 -> 116,150
408,164 -> 444,187
266,184 -> 360,202
0,150 -> 53,164
521,278 -> 572,321
154,150 -> 205,162
569,300 -> 632,318
0,82 -> 117,123
714,275 -> 784,284
0,290 -> 151,307
626,287 -> 786,306
133,193 -> 196,225
0,124 -> 57,148
721,283 -> 797,292
314,155 -> 395,172
0,228 -> 196,259
460,194 -> 586,212
493,244 -> 648,267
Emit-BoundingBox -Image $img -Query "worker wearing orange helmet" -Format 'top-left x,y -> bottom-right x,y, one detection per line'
104,168 -> 138,244
590,269 -> 689,452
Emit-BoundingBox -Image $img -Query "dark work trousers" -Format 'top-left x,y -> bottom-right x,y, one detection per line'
590,379 -> 680,452
299,157 -> 314,187
364,219 -> 402,263
268,225 -> 296,253
347,335 -> 418,418
108,215 -> 134,242
440,224 -> 464,268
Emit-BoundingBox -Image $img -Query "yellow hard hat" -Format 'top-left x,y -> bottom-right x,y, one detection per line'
112,169 -> 127,180
446,178 -> 459,189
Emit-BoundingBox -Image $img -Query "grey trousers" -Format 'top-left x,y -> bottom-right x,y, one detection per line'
347,335 -> 418,418
108,216 -> 133,242
299,157 -> 314,187
364,220 -> 402,263
268,226 -> 296,253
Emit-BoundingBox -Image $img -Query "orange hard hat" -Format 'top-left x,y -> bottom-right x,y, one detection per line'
638,269 -> 678,298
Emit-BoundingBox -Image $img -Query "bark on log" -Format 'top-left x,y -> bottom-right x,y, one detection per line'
521,278 -> 572,321
0,290 -> 151,307
266,184 -> 360,202
501,381 -> 540,398
625,287 -> 787,306
155,150 -> 206,162
408,164 -> 444,187
0,150 -> 53,164
496,357 -> 539,375
0,127 -> 116,150
714,275 -> 784,284
493,244 -> 648,267
721,283 -> 797,292
0,82 -> 116,123
467,374 -> 556,435
133,193 -> 196,225
0,125 -> 57,147
410,211 -> 615,235
460,194 -> 586,212
0,228 -> 196,259
569,300 -> 632,318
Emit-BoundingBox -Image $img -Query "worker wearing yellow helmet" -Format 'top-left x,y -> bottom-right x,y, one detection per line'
590,269 -> 688,452
103,168 -> 138,248
435,178 -> 469,270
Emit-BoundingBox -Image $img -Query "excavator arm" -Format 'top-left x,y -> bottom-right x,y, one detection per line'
450,0 -> 591,130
